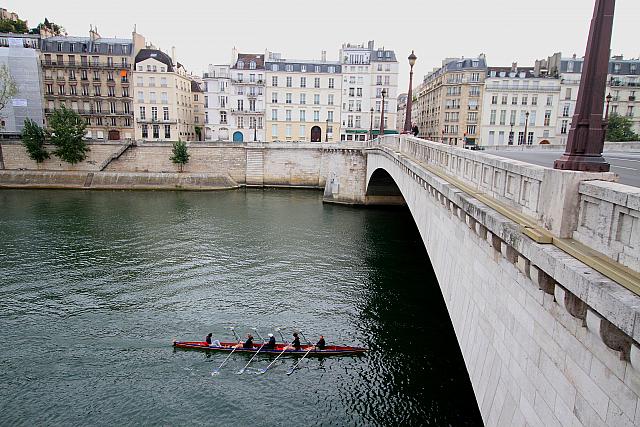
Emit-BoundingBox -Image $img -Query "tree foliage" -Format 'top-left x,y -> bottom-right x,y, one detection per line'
606,113 -> 640,142
0,18 -> 29,34
48,106 -> 89,164
0,64 -> 18,116
170,139 -> 190,172
22,118 -> 49,163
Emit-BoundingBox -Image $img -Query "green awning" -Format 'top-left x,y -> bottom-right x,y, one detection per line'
372,130 -> 400,135
346,129 -> 370,134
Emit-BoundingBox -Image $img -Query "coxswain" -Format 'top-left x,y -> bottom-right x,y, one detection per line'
316,335 -> 326,350
264,333 -> 276,350
205,333 -> 213,346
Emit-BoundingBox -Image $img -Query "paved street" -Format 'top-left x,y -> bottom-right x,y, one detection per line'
486,149 -> 640,187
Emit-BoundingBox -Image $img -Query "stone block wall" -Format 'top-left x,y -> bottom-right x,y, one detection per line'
1,142 -> 125,171
367,150 -> 640,426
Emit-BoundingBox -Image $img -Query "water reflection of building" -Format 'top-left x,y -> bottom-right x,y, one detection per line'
0,33 -> 43,136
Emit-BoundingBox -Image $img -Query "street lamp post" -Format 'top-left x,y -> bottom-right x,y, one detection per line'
379,88 -> 387,138
404,51 -> 417,133
554,0 -> 614,172
369,107 -> 374,141
523,111 -> 530,145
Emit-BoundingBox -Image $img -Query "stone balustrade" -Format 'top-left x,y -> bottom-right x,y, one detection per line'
575,181 -> 640,273
370,135 -> 617,238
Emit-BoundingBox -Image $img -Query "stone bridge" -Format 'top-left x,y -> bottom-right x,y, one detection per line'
326,135 -> 640,426
2,136 -> 640,425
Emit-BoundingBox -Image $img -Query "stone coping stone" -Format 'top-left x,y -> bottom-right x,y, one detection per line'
580,180 -> 640,208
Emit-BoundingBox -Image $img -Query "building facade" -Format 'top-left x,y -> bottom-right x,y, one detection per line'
40,29 -> 144,140
265,52 -> 342,142
133,47 -> 199,141
203,53 -> 266,142
338,41 -> 399,141
396,93 -> 408,132
557,54 -> 640,145
480,64 -> 561,146
0,33 -> 43,135
414,56 -> 487,146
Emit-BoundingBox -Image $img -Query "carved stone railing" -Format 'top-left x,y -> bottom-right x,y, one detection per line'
575,181 -> 640,273
368,135 -> 617,238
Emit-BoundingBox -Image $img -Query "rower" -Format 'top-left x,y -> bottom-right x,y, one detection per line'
242,334 -> 254,348
264,333 -> 276,349
205,333 -> 213,346
291,332 -> 301,350
316,335 -> 326,350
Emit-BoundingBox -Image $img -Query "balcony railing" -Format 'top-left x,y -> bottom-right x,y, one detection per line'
41,60 -> 131,70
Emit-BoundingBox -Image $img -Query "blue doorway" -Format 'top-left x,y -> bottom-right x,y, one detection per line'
233,131 -> 244,142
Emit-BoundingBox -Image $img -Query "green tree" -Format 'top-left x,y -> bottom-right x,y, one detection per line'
170,139 -> 190,172
31,18 -> 65,36
21,118 -> 49,163
0,19 -> 29,34
48,106 -> 89,164
606,113 -> 640,142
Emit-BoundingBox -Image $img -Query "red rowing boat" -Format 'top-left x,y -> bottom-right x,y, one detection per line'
173,341 -> 367,356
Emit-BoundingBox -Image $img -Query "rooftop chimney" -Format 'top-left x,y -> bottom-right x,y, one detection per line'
511,62 -> 518,72
368,40 -> 374,50
171,46 -> 176,64
321,50 -> 327,62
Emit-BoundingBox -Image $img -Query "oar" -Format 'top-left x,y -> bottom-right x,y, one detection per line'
237,339 -> 267,374
297,330 -> 311,345
257,327 -> 290,374
252,327 -> 265,341
287,345 -> 314,375
211,330 -> 242,376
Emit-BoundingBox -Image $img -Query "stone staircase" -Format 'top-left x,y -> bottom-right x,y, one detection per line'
98,142 -> 133,171
245,148 -> 264,186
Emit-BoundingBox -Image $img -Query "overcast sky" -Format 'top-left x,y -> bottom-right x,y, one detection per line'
8,0 -> 640,94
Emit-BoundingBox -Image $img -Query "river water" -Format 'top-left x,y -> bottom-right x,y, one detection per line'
0,189 -> 482,426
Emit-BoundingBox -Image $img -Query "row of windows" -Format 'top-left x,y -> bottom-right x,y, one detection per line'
488,110 -> 553,126
48,41 -> 129,55
269,109 -> 334,122
267,64 -> 338,73
45,83 -> 128,97
271,76 -> 335,89
45,68 -> 129,83
46,100 -> 131,115
491,94 -> 552,106
487,130 -> 538,145
269,93 -> 335,105
270,124 -> 335,138
43,54 -> 129,68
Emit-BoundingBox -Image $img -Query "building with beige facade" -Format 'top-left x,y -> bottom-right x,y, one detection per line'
339,41 -> 399,141
557,54 -> 640,145
40,28 -> 145,140
265,52 -> 342,142
413,55 -> 487,146
480,63 -> 561,146
133,47 -> 200,141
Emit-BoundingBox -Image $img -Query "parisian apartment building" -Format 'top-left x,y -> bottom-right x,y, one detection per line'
556,54 -> 640,145
202,52 -> 266,143
479,61 -> 561,146
264,51 -> 342,143
339,41 -> 399,142
39,28 -> 145,141
412,55 -> 487,146
133,47 -> 201,142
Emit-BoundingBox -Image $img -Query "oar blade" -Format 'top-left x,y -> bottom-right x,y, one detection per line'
211,369 -> 220,376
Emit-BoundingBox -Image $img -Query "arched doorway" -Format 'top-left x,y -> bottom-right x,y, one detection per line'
311,126 -> 321,142
233,131 -> 244,142
108,130 -> 120,141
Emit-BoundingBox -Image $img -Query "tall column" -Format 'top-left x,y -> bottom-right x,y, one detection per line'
554,0 -> 615,172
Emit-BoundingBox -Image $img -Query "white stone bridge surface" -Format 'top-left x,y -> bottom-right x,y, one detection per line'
330,135 -> 640,426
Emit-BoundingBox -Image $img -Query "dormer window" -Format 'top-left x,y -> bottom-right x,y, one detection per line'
272,64 -> 278,71
249,61 -> 256,69
237,60 -> 244,69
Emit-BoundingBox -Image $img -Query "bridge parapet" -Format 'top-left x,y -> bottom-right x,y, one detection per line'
575,181 -> 640,272
369,135 -> 617,239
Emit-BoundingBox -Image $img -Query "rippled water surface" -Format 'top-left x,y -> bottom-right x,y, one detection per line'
0,189 -> 481,426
